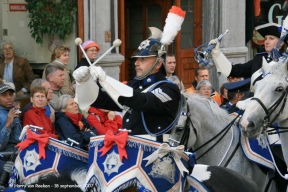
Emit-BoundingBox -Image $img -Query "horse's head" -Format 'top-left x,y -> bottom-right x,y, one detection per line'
169,95 -> 197,148
240,57 -> 288,138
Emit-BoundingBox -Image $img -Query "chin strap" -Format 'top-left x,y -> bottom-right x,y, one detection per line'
135,57 -> 163,80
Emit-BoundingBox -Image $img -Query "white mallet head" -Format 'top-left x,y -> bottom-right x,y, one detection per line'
75,38 -> 83,46
113,39 -> 122,47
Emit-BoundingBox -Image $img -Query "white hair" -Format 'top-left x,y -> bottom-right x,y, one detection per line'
196,80 -> 212,90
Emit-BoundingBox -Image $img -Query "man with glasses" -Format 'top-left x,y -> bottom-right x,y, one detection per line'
45,63 -> 65,109
185,66 -> 222,105
0,41 -> 35,95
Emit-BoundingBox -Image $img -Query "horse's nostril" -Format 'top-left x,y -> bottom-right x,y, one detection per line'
247,121 -> 255,129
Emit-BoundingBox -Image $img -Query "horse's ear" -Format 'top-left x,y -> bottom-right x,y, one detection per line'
262,56 -> 270,74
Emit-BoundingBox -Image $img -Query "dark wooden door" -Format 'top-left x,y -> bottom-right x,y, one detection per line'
119,0 -> 202,85
175,0 -> 202,88
123,0 -> 170,80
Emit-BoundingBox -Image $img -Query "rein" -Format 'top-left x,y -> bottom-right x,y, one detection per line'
170,98 -> 242,166
249,86 -> 288,180
178,105 -> 193,150
193,112 -> 241,162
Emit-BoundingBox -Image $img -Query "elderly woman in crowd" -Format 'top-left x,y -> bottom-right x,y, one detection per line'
54,94 -> 97,149
74,40 -> 100,70
43,46 -> 75,96
0,41 -> 35,95
196,80 -> 213,99
23,86 -> 57,137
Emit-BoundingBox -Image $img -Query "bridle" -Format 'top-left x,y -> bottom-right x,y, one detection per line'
248,82 -> 288,181
250,87 -> 288,134
169,98 -> 242,166
168,98 -> 196,150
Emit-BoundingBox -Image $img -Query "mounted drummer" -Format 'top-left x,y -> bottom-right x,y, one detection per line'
73,6 -> 186,142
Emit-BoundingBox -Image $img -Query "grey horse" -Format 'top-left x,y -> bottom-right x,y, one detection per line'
169,93 -> 276,192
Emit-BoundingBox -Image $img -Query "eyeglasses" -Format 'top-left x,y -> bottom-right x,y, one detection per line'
33,95 -> 46,99
87,49 -> 98,53
3,47 -> 13,51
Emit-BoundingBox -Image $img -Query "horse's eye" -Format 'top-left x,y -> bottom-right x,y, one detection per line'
175,127 -> 184,132
275,87 -> 284,92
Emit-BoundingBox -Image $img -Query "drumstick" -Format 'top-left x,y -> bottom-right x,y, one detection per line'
74,38 -> 122,66
91,39 -> 122,66
74,38 -> 92,66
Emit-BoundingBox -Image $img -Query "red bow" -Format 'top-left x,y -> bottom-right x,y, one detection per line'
16,129 -> 50,159
98,130 -> 128,162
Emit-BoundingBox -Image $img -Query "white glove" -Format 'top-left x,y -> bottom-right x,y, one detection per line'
90,66 -> 106,82
208,38 -> 221,56
73,66 -> 90,83
236,98 -> 252,110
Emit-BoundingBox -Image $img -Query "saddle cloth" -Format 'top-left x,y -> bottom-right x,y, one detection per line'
9,137 -> 89,186
85,135 -> 192,192
238,126 -> 275,171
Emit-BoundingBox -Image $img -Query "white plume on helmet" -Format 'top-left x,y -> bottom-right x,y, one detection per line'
158,6 -> 186,57
132,6 -> 186,80
161,6 -> 186,45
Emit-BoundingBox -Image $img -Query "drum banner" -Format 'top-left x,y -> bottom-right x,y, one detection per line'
238,125 -> 275,171
9,137 -> 89,186
85,135 -> 190,192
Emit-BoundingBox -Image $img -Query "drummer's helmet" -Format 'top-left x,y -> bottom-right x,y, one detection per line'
131,38 -> 162,58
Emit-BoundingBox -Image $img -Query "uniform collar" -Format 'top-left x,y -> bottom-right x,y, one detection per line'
142,75 -> 156,85
135,72 -> 166,89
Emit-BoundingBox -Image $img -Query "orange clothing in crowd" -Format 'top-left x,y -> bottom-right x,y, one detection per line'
185,85 -> 222,106
86,106 -> 122,135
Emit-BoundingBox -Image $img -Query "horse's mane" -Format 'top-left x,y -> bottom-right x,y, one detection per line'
270,59 -> 288,75
183,93 -> 233,122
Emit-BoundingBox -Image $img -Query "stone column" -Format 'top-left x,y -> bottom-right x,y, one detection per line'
83,0 -> 124,80
202,0 -> 247,91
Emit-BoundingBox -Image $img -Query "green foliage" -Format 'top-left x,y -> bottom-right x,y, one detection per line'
25,0 -> 77,45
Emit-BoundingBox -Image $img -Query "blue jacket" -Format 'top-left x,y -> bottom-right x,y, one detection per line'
55,112 -> 97,149
0,106 -> 22,152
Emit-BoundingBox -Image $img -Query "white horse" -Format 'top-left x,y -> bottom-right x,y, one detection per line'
169,93 -> 275,191
240,57 -> 288,192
